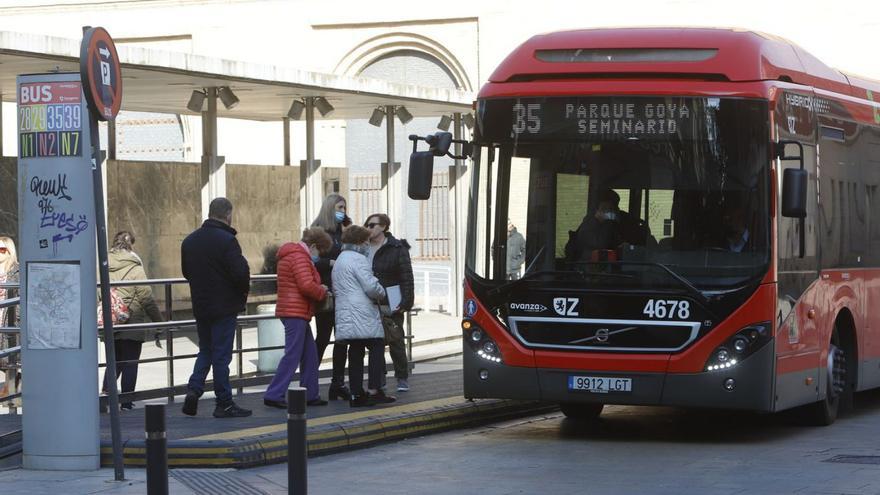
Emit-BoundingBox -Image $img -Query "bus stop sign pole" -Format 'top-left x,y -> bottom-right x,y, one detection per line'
80,25 -> 124,481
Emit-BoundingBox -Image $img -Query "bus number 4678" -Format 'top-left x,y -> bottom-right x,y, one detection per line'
642,299 -> 690,320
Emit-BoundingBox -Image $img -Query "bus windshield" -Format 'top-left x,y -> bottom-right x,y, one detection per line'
467,96 -> 770,292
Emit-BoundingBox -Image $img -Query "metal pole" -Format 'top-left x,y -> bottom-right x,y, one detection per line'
384,105 -> 396,232
236,325 -> 243,396
300,98 -> 317,229
287,386 -> 307,495
164,283 -> 174,403
108,119 -> 116,160
145,404 -> 168,495
283,116 -> 291,166
91,114 -> 125,480
406,310 -> 413,372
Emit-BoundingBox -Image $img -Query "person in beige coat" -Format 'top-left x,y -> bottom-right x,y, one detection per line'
102,231 -> 164,410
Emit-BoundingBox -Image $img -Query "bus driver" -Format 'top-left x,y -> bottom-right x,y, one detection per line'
565,189 -> 645,261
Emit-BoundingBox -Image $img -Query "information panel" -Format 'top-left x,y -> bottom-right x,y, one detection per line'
18,81 -> 84,158
16,72 -> 99,470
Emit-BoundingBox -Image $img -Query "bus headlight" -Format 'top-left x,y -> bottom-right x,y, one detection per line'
705,322 -> 771,372
464,321 -> 503,364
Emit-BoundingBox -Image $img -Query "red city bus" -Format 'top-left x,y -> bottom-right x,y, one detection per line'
409,28 -> 880,425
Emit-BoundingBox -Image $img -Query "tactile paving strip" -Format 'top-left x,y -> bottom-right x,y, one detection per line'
171,469 -> 273,494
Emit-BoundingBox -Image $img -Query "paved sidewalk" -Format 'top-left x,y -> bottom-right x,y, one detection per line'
0,358 -> 556,471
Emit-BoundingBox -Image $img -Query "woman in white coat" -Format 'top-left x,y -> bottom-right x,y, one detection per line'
331,225 -> 394,407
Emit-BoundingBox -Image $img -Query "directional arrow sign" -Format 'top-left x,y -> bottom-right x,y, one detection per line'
80,27 -> 122,121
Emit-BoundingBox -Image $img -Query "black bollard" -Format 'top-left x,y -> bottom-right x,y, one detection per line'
287,386 -> 307,495
145,404 -> 169,495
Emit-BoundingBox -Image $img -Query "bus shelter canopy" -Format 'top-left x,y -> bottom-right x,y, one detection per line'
0,30 -> 473,121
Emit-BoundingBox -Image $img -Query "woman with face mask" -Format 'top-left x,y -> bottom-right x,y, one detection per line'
264,227 -> 333,408
0,236 -> 20,401
310,193 -> 352,399
331,225 -> 394,407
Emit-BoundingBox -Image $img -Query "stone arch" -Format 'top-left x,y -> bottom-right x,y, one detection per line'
334,32 -> 473,91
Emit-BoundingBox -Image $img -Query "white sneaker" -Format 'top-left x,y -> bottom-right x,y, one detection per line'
397,379 -> 410,392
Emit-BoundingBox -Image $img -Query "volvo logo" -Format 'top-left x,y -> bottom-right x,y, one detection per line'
569,326 -> 637,345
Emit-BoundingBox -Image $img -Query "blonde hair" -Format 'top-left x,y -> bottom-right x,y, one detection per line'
311,193 -> 346,232
0,236 -> 17,274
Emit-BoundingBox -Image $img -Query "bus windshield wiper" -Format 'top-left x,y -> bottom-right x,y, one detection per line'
487,270 -> 583,297
597,261 -> 710,303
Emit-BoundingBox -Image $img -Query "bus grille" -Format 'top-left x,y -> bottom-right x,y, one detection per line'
507,317 -> 701,352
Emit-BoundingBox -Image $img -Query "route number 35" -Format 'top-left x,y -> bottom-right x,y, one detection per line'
642,299 -> 690,319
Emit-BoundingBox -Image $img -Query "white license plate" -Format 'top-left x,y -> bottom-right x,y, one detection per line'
568,375 -> 632,393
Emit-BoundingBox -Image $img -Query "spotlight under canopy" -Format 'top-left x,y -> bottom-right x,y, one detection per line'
314,97 -> 335,117
437,114 -> 453,131
462,113 -> 475,130
396,106 -> 413,124
368,107 -> 385,127
217,86 -> 239,110
186,90 -> 206,113
287,100 -> 305,120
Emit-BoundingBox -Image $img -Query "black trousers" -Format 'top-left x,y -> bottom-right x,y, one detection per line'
102,339 -> 143,404
387,312 -> 409,379
315,312 -> 348,385
347,338 -> 385,396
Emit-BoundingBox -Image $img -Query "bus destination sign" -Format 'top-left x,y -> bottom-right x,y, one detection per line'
479,97 -> 714,142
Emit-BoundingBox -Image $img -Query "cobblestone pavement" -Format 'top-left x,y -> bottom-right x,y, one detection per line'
3,389 -> 880,494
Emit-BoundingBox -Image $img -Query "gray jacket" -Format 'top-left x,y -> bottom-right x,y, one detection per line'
331,247 -> 386,341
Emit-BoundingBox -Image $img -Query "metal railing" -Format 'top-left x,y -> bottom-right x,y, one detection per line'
0,274 -> 444,410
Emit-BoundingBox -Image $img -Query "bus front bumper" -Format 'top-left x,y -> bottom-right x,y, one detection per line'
464,338 -> 775,412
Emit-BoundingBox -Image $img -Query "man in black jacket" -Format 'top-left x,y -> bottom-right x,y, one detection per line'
365,213 -> 415,392
181,197 -> 252,418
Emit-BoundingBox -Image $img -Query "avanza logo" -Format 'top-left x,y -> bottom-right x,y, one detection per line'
510,303 -> 547,313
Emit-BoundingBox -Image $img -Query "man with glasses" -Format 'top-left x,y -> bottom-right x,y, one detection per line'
364,214 -> 414,392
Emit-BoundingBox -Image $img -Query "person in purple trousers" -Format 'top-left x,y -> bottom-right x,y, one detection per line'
263,227 -> 333,408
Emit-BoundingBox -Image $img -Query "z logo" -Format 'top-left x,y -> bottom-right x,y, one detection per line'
553,297 -> 579,316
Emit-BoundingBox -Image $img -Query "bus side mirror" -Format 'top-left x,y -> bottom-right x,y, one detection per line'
408,150 -> 434,200
781,168 -> 807,218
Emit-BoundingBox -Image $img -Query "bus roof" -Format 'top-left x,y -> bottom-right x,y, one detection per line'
485,27 -> 880,101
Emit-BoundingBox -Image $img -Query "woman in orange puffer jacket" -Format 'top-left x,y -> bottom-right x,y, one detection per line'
263,227 -> 332,408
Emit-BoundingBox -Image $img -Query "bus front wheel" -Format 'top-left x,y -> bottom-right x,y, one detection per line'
800,327 -> 847,426
560,403 -> 604,420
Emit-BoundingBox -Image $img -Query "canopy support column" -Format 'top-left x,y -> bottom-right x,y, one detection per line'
200,87 -> 226,219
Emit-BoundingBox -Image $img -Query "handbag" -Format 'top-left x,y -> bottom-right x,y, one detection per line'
382,314 -> 405,344
97,288 -> 131,326
98,264 -> 136,326
315,291 -> 334,314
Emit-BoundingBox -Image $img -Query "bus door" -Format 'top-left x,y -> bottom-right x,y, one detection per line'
774,89 -> 821,411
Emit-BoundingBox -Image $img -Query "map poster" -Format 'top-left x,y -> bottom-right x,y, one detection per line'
26,262 -> 82,350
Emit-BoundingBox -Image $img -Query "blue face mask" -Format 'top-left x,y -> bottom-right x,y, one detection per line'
311,254 -> 320,263
334,211 -> 345,223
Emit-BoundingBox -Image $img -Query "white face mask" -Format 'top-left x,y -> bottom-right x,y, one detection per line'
598,211 -> 618,222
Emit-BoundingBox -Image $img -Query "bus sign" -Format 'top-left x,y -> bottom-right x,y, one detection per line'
79,27 -> 122,121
